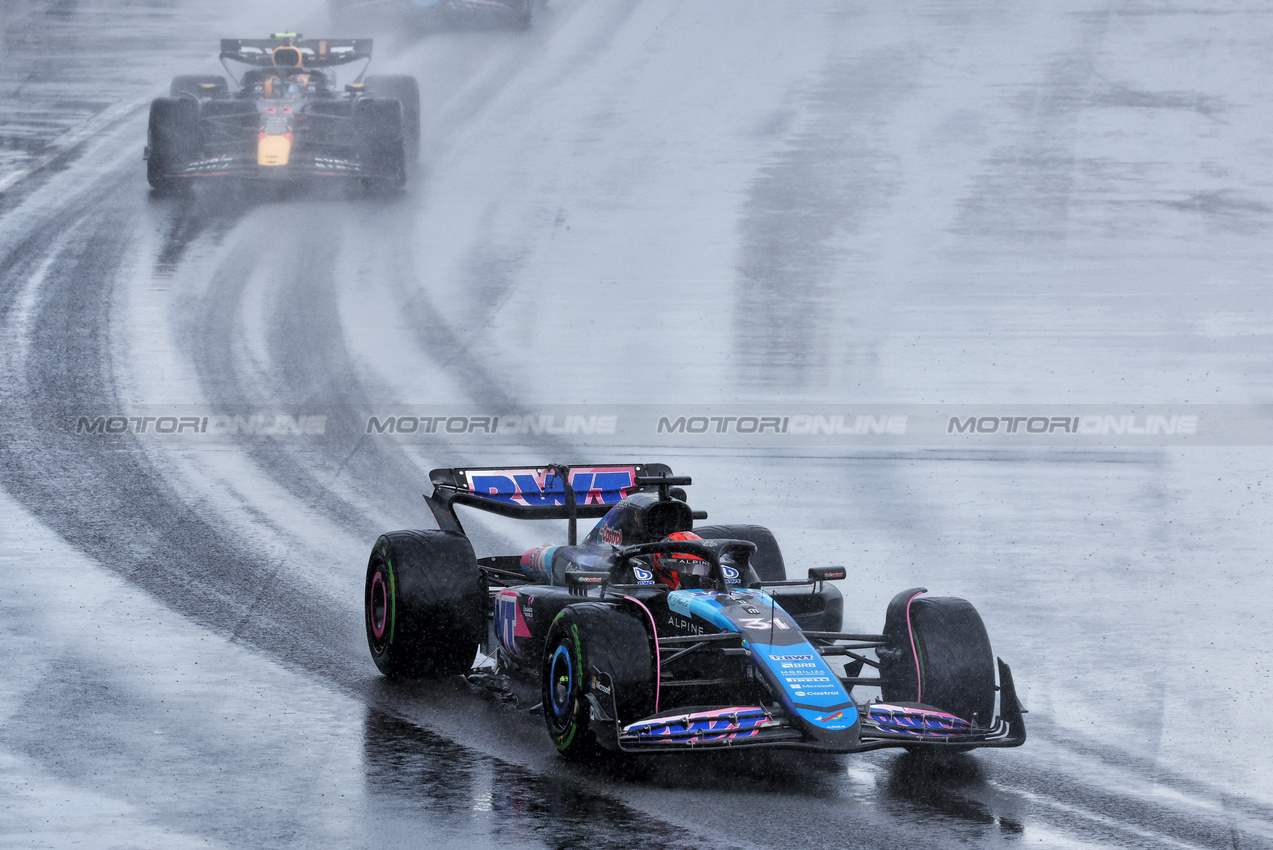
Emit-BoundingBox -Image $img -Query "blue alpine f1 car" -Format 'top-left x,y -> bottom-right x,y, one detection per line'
364,463 -> 1026,758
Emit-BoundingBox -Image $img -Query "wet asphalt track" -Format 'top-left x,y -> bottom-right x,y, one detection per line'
3,0 -> 1273,847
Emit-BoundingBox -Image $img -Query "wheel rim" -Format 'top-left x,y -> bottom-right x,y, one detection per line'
549,645 -> 573,717
368,569 -> 389,652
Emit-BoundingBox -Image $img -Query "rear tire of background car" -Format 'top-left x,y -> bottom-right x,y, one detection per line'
877,589 -> 997,728
354,98 -> 407,195
364,75 -> 420,162
147,97 -> 199,194
365,530 -> 485,679
692,524 -> 786,582
170,75 -> 228,99
542,603 -> 655,760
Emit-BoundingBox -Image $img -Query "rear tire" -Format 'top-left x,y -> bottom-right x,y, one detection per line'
877,589 -> 997,727
170,75 -> 228,99
147,97 -> 199,193
692,524 -> 786,582
542,603 -> 654,760
364,75 -> 420,162
365,530 -> 485,678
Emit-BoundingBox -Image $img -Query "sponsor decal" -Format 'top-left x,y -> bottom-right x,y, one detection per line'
769,653 -> 814,662
667,592 -> 699,617
467,467 -> 637,508
495,591 -> 531,653
818,711 -> 844,723
599,525 -> 623,546
722,565 -> 741,584
632,567 -> 654,585
667,613 -> 710,636
590,676 -> 612,696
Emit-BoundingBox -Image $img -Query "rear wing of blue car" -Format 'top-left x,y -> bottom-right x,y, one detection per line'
425,463 -> 675,543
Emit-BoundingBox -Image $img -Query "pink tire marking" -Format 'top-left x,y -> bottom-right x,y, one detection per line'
371,572 -> 388,639
905,589 -> 925,703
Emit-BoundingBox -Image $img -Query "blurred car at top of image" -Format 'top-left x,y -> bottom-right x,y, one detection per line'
145,33 -> 420,194
329,0 -> 539,31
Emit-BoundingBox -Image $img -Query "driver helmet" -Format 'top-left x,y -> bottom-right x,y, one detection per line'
652,531 -> 710,590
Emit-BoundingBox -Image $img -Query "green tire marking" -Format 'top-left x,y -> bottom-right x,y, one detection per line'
553,623 -> 585,750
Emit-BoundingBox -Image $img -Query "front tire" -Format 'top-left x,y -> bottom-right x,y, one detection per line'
354,98 -> 406,195
541,603 -> 654,760
146,97 -> 199,193
365,530 -> 485,678
877,589 -> 997,728
364,75 -> 420,162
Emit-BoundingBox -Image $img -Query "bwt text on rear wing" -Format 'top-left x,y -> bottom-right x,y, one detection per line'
425,463 -> 677,543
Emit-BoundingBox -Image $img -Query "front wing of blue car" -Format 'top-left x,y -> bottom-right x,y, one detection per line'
592,657 -> 1026,754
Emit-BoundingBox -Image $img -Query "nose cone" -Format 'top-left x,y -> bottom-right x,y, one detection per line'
258,134 -> 292,167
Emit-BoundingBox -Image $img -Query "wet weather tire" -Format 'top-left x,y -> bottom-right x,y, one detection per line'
878,589 -> 997,728
364,75 -> 420,162
365,530 -> 485,679
170,75 -> 228,99
147,97 -> 199,193
354,98 -> 406,194
542,603 -> 654,760
693,524 -> 786,582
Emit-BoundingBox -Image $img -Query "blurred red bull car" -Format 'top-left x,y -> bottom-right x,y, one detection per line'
145,33 -> 419,194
